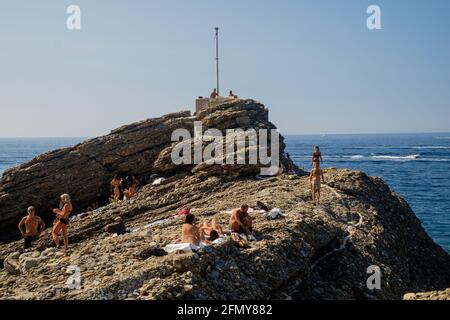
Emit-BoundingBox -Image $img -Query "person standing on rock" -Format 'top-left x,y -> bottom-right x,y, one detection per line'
52,193 -> 72,250
309,164 -> 325,205
18,206 -> 45,250
312,146 -> 323,166
110,175 -> 123,205
210,88 -> 218,99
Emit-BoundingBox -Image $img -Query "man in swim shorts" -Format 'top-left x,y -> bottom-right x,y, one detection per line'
230,205 -> 255,238
18,206 -> 45,250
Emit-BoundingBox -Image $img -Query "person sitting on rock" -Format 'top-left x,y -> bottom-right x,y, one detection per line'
124,176 -> 139,201
230,205 -> 255,240
18,206 -> 45,250
210,88 -> 218,99
181,214 -> 201,245
228,90 -> 238,99
312,146 -> 323,166
199,218 -> 224,240
52,193 -> 72,250
309,164 -> 325,205
110,175 -> 123,205
105,216 -> 127,235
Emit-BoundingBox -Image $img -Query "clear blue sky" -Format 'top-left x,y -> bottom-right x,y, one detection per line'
1,0 -> 449,137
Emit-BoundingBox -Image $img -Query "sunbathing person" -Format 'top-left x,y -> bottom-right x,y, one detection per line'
309,164 -> 325,205
18,206 -> 45,250
211,218 -> 224,235
181,214 -> 201,245
228,90 -> 238,99
255,201 -> 270,212
230,205 -> 255,238
52,193 -> 72,250
199,218 -> 224,239
105,217 -> 127,235
110,175 -> 123,205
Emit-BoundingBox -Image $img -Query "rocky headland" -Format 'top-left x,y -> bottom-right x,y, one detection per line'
0,99 -> 449,300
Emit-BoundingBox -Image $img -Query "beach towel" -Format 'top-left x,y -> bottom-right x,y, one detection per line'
211,236 -> 228,245
152,177 -> 166,186
143,218 -> 169,229
230,233 -> 250,248
137,247 -> 167,260
177,208 -> 190,216
163,243 -> 208,254
264,208 -> 285,220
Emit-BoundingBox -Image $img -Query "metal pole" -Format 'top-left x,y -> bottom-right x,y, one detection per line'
215,27 -> 219,96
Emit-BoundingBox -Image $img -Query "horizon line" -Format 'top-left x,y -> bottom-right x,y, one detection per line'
0,131 -> 450,139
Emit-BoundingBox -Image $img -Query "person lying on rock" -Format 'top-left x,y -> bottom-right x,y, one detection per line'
181,214 -> 201,245
199,219 -> 224,240
230,205 -> 256,240
255,201 -> 270,212
105,216 -> 127,235
110,175 -> 123,205
309,164 -> 325,205
18,206 -> 45,250
52,193 -> 72,250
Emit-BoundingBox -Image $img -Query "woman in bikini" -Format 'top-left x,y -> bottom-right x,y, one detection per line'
52,193 -> 72,250
111,175 -> 122,205
311,146 -> 323,166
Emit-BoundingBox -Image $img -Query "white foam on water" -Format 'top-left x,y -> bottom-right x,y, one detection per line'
372,154 -> 421,160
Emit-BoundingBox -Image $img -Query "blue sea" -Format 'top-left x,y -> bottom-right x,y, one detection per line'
0,134 -> 449,252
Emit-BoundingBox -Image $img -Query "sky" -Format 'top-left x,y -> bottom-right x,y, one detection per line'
0,0 -> 449,137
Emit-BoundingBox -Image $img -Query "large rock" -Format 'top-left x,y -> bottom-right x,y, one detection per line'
0,169 -> 449,300
0,100 -> 298,239
0,100 -> 448,300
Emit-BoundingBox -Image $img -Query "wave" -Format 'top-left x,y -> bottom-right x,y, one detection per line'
372,154 -> 421,160
411,146 -> 450,150
341,155 -> 365,159
435,137 -> 450,140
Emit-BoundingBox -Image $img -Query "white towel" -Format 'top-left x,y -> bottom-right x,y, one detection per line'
164,243 -> 207,254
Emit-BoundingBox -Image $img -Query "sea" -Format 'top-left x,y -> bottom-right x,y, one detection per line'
0,134 -> 449,252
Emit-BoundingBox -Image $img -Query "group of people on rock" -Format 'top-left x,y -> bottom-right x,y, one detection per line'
178,204 -> 255,246
18,193 -> 73,251
210,88 -> 238,99
17,173 -> 141,251
110,175 -> 140,205
16,145 -> 323,252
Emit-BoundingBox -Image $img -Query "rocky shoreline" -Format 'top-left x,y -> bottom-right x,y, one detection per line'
0,100 -> 449,300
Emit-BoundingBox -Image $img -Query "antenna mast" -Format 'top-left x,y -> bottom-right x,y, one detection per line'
215,27 -> 220,96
